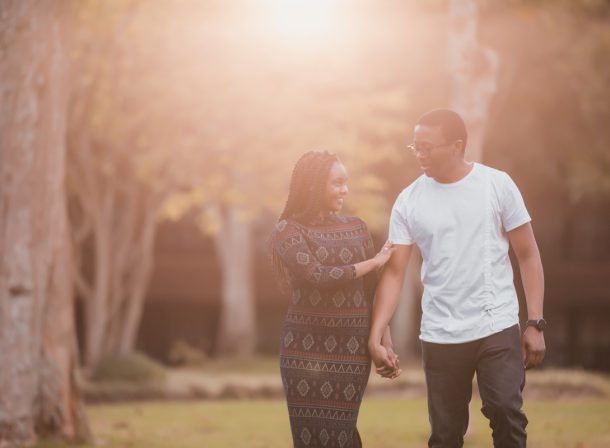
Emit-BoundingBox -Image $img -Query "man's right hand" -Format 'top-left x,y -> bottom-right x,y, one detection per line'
369,343 -> 401,379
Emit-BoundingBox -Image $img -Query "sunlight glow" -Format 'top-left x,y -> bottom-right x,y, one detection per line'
264,0 -> 340,43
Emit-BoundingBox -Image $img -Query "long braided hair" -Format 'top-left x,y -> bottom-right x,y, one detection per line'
271,150 -> 339,286
279,150 -> 339,223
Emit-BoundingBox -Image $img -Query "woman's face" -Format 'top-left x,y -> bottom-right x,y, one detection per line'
322,161 -> 349,213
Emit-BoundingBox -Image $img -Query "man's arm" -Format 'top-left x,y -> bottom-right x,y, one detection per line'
368,244 -> 413,374
508,222 -> 545,368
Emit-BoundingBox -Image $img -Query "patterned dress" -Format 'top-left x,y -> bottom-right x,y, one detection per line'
272,214 -> 376,448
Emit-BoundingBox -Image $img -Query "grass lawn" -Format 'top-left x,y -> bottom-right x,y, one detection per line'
35,398 -> 610,448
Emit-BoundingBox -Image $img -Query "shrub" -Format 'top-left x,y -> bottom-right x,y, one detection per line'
91,352 -> 167,383
168,339 -> 208,367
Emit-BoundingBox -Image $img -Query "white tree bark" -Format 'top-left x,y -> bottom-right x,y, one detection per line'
213,204 -> 257,357
69,167 -> 161,370
448,0 -> 499,163
0,1 -> 90,445
116,207 -> 158,355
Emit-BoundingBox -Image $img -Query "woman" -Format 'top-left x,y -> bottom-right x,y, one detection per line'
270,150 -> 397,448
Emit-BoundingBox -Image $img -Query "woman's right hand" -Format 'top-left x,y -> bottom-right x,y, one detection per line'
373,240 -> 395,269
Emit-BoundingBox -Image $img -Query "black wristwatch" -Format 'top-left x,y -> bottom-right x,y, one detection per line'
524,318 -> 547,331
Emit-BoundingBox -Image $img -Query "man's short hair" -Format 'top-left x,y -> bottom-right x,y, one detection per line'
416,109 -> 468,148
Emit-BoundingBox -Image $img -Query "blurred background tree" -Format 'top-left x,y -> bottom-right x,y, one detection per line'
0,1 -> 91,445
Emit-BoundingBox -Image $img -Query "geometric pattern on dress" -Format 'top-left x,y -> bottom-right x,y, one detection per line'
346,336 -> 360,355
307,227 -> 362,241
319,428 -> 330,446
324,335 -> 337,353
289,407 -> 355,422
284,314 -> 369,328
292,290 -> 301,305
279,234 -> 303,252
338,430 -> 348,447
284,331 -> 294,348
297,379 -> 310,397
343,383 -> 357,401
353,290 -> 364,307
296,252 -> 310,265
301,427 -> 311,445
280,358 -> 369,375
332,291 -> 346,308
339,247 -> 353,263
320,382 -> 333,399
302,334 -> 315,351
308,290 -> 322,306
316,246 -> 329,262
329,267 -> 344,279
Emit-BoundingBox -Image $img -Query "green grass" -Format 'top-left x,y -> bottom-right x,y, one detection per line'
35,398 -> 610,448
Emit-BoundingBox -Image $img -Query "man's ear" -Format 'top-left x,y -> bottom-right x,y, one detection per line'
455,139 -> 466,154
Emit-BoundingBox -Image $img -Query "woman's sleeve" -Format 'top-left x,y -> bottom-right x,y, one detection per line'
272,220 -> 357,288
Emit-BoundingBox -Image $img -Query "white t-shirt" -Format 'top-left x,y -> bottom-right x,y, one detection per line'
389,163 -> 531,344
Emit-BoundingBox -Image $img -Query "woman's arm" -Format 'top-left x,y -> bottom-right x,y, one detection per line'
273,220 -> 393,288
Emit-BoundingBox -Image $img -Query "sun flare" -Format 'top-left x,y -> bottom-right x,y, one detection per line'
264,0 -> 340,42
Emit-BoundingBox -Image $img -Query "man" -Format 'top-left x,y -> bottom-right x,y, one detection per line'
368,109 -> 545,447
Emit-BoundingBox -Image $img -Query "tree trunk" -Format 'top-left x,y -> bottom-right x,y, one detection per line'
73,177 -> 160,370
0,1 -> 90,445
213,205 -> 257,357
82,187 -> 113,370
116,210 -> 158,355
448,0 -> 499,162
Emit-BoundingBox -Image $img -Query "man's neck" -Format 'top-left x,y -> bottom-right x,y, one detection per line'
433,160 -> 474,184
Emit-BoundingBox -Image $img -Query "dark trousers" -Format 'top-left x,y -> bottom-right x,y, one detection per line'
422,324 -> 528,448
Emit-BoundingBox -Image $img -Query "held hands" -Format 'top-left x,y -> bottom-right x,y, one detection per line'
373,240 -> 395,270
369,342 -> 402,379
521,326 -> 546,369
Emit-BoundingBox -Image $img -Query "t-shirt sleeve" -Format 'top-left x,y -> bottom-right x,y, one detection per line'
388,194 -> 414,245
500,172 -> 531,231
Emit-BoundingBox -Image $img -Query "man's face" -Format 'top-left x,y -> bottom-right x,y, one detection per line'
412,124 -> 460,178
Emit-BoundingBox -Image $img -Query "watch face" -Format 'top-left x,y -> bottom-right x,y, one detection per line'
536,319 -> 547,330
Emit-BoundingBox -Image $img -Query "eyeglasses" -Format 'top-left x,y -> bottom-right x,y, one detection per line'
406,142 -> 453,156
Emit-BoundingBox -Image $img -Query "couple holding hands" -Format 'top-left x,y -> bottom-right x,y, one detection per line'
270,109 -> 546,448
